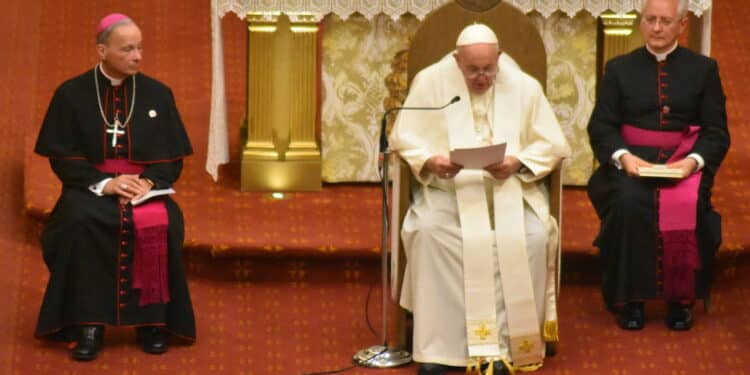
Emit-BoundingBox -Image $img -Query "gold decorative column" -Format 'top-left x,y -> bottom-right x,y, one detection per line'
242,12 -> 322,191
597,12 -> 641,78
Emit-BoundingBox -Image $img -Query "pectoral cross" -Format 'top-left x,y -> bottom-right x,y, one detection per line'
107,119 -> 125,147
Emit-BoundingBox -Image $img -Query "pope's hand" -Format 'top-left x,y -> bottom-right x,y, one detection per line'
424,156 -> 463,179
485,156 -> 521,180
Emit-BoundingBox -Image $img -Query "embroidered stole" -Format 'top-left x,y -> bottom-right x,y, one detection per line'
441,60 -> 543,367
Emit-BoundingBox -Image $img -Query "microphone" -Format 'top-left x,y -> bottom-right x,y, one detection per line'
379,96 -> 461,153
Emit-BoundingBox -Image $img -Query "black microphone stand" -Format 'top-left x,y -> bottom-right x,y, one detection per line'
352,108 -> 412,368
353,97 -> 460,368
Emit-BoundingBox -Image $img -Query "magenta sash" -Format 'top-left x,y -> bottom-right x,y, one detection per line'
620,125 -> 701,301
95,159 -> 170,306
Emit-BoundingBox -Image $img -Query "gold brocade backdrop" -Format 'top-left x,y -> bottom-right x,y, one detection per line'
320,11 -> 596,185
320,14 -> 420,181
531,12 -> 597,185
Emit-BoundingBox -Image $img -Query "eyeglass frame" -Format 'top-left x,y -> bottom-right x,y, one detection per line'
641,15 -> 683,28
463,65 -> 499,79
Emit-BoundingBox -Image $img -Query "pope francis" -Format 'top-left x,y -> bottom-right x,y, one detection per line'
389,24 -> 570,375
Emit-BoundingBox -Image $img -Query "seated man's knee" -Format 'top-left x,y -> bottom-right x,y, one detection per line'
407,220 -> 450,245
524,213 -> 548,259
526,230 -> 548,258
612,179 -> 650,211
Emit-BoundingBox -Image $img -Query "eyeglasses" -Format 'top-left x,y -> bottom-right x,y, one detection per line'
465,66 -> 498,79
642,16 -> 678,27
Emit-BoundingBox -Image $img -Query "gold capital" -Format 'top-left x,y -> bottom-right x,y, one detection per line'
600,13 -> 638,36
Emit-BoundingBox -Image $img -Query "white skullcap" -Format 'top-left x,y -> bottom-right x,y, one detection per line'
456,23 -> 499,47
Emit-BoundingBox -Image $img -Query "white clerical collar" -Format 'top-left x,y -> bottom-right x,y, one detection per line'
98,63 -> 125,86
646,42 -> 678,62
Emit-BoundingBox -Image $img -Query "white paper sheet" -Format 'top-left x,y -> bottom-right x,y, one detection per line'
449,143 -> 506,169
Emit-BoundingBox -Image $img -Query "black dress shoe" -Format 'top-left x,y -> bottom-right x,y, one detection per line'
71,325 -> 104,361
476,360 -> 511,375
492,360 -> 512,375
136,326 -> 169,354
617,302 -> 645,330
666,303 -> 693,331
418,363 -> 448,375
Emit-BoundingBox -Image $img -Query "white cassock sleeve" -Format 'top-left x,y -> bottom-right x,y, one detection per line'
388,66 -> 450,186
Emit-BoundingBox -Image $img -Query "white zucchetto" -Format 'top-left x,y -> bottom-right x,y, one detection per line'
456,23 -> 499,47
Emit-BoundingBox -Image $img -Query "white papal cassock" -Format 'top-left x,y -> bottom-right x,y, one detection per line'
389,53 -> 570,369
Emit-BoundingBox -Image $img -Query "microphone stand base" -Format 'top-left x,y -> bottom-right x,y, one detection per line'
353,345 -> 412,368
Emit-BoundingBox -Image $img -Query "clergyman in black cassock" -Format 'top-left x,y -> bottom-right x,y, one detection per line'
587,0 -> 729,331
33,13 -> 195,361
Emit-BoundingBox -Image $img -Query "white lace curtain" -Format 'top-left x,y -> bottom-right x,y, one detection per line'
214,0 -> 712,20
206,0 -> 713,180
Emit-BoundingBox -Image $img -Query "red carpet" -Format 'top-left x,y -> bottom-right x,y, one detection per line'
3,0 -> 750,374
11,223 -> 750,374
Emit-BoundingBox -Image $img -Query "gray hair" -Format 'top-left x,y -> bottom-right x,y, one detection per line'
96,18 -> 134,44
641,0 -> 689,18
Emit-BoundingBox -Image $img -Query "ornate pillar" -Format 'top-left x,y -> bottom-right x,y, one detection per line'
688,11 -> 711,55
242,12 -> 322,191
597,12 -> 641,78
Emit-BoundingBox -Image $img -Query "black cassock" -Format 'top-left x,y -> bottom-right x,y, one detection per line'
34,66 -> 196,341
587,47 -> 730,308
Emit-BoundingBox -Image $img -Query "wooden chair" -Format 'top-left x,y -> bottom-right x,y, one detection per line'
386,1 -> 563,353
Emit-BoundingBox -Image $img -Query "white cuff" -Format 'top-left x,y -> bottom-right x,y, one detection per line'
89,178 -> 112,196
611,149 -> 630,170
687,153 -> 705,171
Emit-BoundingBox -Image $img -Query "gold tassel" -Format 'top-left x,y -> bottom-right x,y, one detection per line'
484,359 -> 494,375
500,358 -> 516,375
515,362 -> 542,372
475,358 -> 483,375
543,320 -> 559,342
477,357 -> 517,375
466,357 -> 485,375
